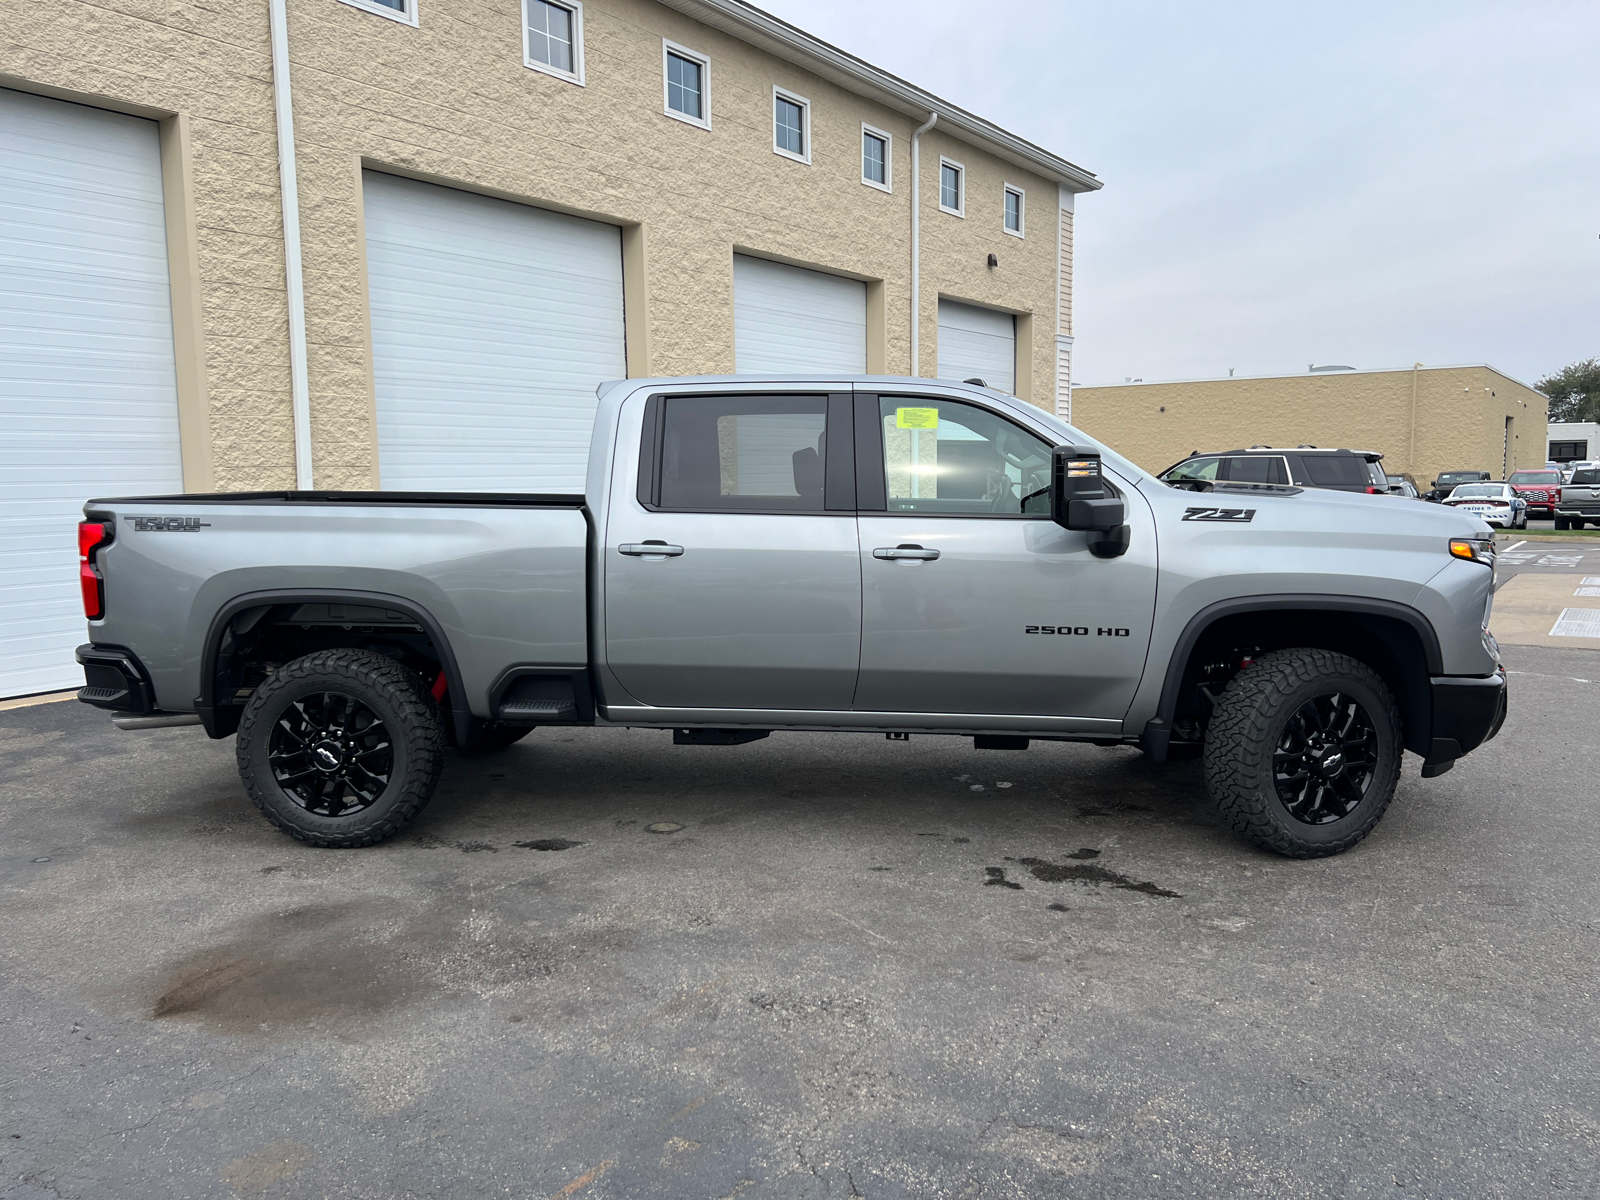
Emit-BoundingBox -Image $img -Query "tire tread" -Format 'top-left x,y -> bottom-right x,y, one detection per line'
1203,647 -> 1402,858
236,648 -> 444,848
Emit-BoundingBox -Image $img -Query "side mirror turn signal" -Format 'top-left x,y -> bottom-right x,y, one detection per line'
1051,445 -> 1130,558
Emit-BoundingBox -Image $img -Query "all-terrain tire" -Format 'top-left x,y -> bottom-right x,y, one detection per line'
1203,648 -> 1403,858
236,648 -> 445,847
1555,516 -> 1571,531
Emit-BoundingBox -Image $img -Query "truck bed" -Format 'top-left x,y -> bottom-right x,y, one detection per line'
83,491 -> 590,727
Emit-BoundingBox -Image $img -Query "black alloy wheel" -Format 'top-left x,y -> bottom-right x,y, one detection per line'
1204,647 -> 1403,858
269,690 -> 393,816
1271,691 -> 1379,825
237,648 -> 445,847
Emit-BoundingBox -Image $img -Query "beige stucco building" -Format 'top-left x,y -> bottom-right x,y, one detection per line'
2,0 -> 1097,492
1072,365 -> 1548,485
0,0 -> 1099,697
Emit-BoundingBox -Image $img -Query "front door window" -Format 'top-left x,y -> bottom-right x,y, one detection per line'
877,396 -> 1053,516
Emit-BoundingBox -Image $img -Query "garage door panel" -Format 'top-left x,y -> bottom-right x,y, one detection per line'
733,255 -> 867,375
937,299 -> 1016,395
364,171 -> 626,493
0,88 -> 184,698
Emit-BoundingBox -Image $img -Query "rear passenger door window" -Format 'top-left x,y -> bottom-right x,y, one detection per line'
1219,456 -> 1289,485
1299,456 -> 1371,488
653,395 -> 829,512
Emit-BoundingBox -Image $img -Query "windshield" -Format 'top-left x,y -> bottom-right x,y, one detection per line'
1509,471 -> 1561,485
1438,472 -> 1484,486
1016,405 -> 1156,485
1450,485 -> 1506,499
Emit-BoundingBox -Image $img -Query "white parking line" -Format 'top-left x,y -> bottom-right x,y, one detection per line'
1506,670 -> 1594,685
1503,540 -> 1527,551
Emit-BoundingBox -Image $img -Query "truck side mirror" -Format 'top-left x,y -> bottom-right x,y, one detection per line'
1051,445 -> 1129,558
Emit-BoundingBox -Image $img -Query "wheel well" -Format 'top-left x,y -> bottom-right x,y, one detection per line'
1166,609 -> 1433,757
202,596 -> 463,741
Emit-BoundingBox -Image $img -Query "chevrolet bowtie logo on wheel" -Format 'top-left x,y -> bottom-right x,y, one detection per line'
1182,507 -> 1256,522
131,517 -> 211,532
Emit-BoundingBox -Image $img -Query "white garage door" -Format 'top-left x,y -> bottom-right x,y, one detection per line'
0,89 -> 183,699
733,255 -> 866,374
938,299 -> 1016,394
364,172 -> 627,492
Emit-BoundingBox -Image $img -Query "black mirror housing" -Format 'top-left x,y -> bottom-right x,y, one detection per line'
1052,446 -> 1120,529
1051,445 -> 1130,556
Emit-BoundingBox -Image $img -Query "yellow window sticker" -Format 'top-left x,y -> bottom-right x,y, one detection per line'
896,406 -> 939,430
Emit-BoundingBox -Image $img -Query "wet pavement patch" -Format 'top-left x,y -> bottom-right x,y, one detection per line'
514,838 -> 583,851
983,867 -> 1023,890
142,903 -> 423,1034
414,833 -> 499,853
1010,856 -> 1180,898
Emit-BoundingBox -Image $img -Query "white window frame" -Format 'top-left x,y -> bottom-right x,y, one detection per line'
522,0 -> 584,85
335,0 -> 418,26
938,156 -> 965,217
772,86 -> 811,164
1002,183 -> 1025,238
662,40 -> 711,130
861,122 -> 892,193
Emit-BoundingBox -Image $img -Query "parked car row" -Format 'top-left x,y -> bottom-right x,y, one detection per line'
1159,449 -> 1562,530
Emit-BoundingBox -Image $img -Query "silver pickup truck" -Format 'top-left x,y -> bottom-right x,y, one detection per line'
75,376 -> 1506,858
1554,466 -> 1600,530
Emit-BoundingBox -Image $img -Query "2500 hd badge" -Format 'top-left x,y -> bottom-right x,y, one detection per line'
1025,626 -> 1132,636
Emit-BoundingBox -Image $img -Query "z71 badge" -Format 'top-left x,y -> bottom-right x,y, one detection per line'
1182,507 -> 1256,523
132,516 -> 211,532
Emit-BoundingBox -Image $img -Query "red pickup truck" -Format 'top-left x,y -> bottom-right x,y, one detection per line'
1508,468 -> 1563,519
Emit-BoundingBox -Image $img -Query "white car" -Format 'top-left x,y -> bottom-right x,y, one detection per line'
1443,482 -> 1528,529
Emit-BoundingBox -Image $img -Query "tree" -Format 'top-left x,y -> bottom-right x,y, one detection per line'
1537,358 -> 1600,423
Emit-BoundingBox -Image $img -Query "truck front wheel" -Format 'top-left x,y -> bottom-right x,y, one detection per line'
1203,648 -> 1402,858
236,648 -> 445,848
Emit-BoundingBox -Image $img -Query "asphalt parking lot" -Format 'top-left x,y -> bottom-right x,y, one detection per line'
3,634 -> 1599,1199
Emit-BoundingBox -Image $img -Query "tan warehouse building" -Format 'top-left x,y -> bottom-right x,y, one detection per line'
1073,365 -> 1548,485
0,0 -> 1099,696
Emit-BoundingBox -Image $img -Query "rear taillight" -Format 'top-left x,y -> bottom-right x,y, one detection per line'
1365,486 -> 1384,494
78,521 -> 110,619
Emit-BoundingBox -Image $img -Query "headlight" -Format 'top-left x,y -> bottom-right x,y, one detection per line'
1449,537 -> 1495,567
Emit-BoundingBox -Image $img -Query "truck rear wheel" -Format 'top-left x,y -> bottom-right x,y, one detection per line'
1203,648 -> 1402,858
236,648 -> 445,848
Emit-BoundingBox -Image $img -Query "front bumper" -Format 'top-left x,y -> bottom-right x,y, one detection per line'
1423,670 -> 1507,771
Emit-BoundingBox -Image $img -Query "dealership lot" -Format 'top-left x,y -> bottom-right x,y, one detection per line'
3,638 -> 1597,1199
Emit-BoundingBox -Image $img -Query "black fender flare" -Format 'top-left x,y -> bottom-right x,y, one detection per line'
197,588 -> 470,744
1140,594 -> 1444,763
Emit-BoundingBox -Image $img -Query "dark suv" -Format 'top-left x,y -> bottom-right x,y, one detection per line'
1424,470 -> 1491,503
1160,446 -> 1390,493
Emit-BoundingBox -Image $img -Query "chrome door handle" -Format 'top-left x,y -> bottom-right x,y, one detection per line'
618,542 -> 684,557
873,545 -> 940,561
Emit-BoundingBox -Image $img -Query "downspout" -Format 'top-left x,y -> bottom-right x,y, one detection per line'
909,112 -> 937,377
269,0 -> 314,489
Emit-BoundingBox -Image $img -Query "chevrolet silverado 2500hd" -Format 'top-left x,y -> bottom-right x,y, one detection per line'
75,376 -> 1506,858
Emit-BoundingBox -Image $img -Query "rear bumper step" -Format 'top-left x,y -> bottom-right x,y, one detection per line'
75,645 -> 154,715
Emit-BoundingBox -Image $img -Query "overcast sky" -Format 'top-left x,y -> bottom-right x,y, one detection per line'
761,0 -> 1599,388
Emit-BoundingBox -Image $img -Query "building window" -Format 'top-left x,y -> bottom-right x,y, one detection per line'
773,88 -> 810,163
862,124 -> 891,192
939,158 -> 964,216
524,0 -> 582,83
1003,184 -> 1024,236
663,41 -> 710,128
335,0 -> 418,26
